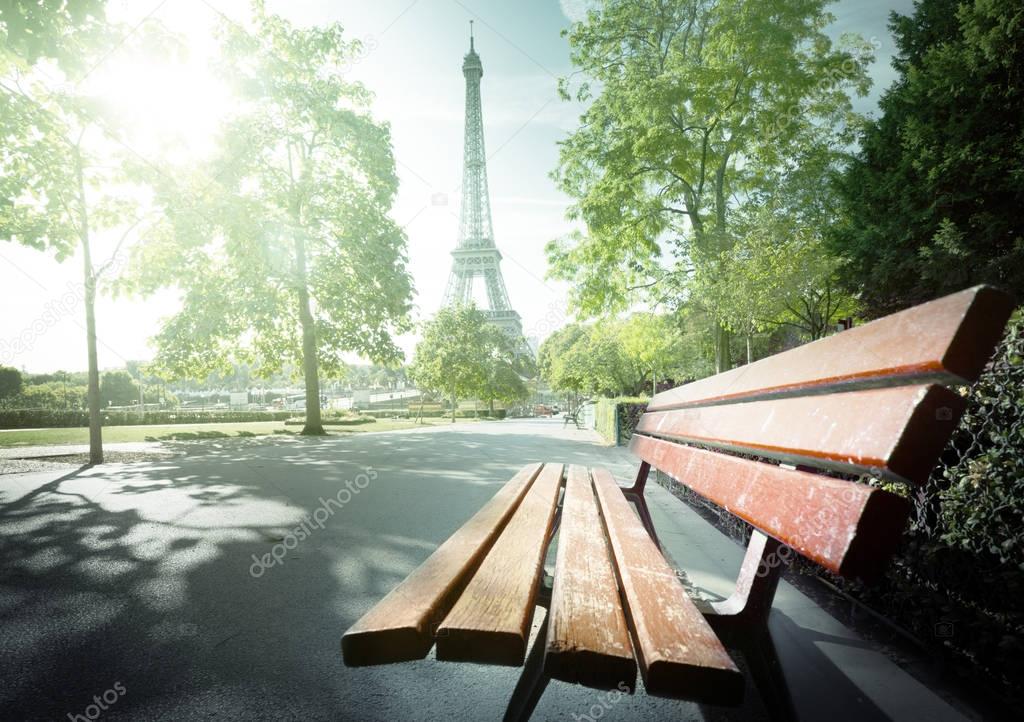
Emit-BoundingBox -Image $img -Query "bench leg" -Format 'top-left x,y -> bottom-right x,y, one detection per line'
622,489 -> 666,554
705,530 -> 788,632
623,461 -> 651,495
740,628 -> 796,722
704,532 -> 796,720
621,474 -> 784,629
502,614 -> 551,722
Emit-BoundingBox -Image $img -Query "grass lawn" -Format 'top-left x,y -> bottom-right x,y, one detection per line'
0,417 -> 473,448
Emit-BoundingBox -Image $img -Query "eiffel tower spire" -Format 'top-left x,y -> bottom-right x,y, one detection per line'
443,23 -> 525,343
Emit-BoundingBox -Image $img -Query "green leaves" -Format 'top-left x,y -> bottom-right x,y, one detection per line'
538,314 -> 695,398
409,305 -> 528,411
133,5 -> 413,385
0,366 -> 22,401
550,0 -> 870,364
0,0 -> 111,73
832,0 -> 1024,316
0,81 -> 81,259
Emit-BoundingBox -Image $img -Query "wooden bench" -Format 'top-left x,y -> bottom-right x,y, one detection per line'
341,285 -> 1014,719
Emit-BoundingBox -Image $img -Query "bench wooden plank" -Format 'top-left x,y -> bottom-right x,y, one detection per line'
648,285 -> 1014,411
591,467 -> 743,704
545,466 -> 638,690
629,435 -> 910,578
636,384 -> 964,484
342,462 -> 544,666
436,463 -> 564,665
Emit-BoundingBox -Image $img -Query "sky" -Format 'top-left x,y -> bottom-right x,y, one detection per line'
0,0 -> 915,375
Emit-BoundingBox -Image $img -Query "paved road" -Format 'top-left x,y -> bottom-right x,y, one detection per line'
0,419 -> 972,721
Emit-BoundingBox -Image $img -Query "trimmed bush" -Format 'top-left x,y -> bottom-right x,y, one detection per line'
284,416 -> 376,427
360,408 -> 506,420
859,312 -> 1024,697
594,397 -> 648,444
0,408 -> 293,430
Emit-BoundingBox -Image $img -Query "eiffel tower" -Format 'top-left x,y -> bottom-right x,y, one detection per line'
443,23 -> 526,344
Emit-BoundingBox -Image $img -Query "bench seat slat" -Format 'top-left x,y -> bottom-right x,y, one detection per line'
636,384 -> 963,484
545,466 -> 638,690
591,468 -> 743,704
630,435 -> 910,577
436,463 -> 564,665
648,285 -> 1014,411
341,462 -> 544,666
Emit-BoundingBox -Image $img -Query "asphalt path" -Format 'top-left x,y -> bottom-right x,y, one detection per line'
0,418 -> 973,721
0,419 -> 667,721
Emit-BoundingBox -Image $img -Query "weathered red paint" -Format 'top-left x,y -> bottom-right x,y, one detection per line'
648,285 -> 1014,411
635,384 -> 964,484
629,435 -> 910,578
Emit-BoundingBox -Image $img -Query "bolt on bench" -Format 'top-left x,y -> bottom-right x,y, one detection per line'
342,286 -> 1014,720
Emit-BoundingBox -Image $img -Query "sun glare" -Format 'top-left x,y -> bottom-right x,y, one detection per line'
83,45 -> 232,161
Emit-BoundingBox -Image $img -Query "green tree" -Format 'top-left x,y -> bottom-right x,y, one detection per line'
0,0 -> 109,71
0,10 -> 148,463
695,139 -> 855,359
549,0 -> 872,371
126,5 -> 412,435
100,369 -> 138,407
592,321 -> 645,394
409,305 -> 492,422
538,321 -> 642,399
618,313 -> 684,396
479,326 -> 529,414
19,379 -> 87,409
482,361 -> 528,413
831,0 -> 1024,316
538,324 -> 589,411
0,365 -> 22,403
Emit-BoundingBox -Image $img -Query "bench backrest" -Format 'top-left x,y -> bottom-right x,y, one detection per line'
631,285 -> 1015,579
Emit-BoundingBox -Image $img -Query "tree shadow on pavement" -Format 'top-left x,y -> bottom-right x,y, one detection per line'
0,423 -> 900,720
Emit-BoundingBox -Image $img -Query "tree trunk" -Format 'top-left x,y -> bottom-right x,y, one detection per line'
75,145 -> 102,465
710,156 -> 734,375
451,393 -> 457,423
714,324 -> 732,374
746,333 -> 753,365
294,232 -> 324,435
651,368 -> 656,398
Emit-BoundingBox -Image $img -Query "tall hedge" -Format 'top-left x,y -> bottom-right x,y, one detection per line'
863,312 -> 1024,695
594,397 -> 648,445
